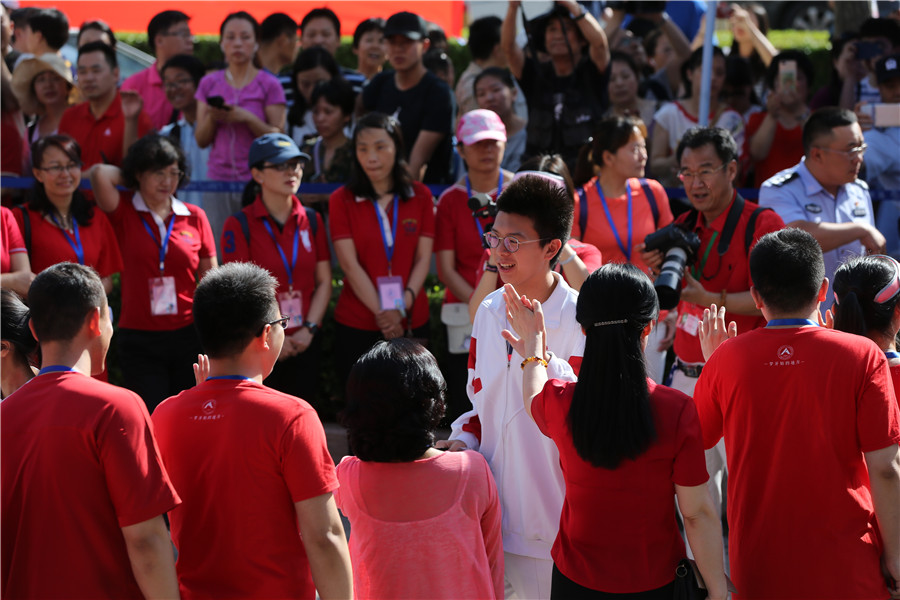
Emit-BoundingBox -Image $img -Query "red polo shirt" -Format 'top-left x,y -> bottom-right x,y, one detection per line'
122,63 -> 174,131
221,196 -> 330,330
108,193 -> 217,331
58,91 -> 153,168
673,194 -> 784,363
329,183 -> 435,331
1,206 -> 26,273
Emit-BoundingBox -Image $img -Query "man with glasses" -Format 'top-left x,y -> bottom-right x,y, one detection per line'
151,262 -> 353,598
760,107 -> 883,307
641,126 -> 784,530
123,10 -> 194,130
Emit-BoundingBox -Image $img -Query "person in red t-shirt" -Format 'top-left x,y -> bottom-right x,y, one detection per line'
696,229 -> 900,599
0,205 -> 33,297
329,112 -> 435,384
16,135 -> 123,293
152,262 -> 352,599
833,255 -> 900,405
1,263 -> 180,598
503,263 -> 728,598
222,133 -> 331,408
576,116 -> 675,382
90,134 -> 218,413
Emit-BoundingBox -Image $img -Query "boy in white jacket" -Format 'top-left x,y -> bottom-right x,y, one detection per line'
438,173 -> 585,599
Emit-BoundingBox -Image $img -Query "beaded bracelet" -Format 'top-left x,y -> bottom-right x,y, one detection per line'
521,356 -> 549,370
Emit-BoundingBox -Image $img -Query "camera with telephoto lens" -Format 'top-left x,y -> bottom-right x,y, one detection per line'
643,223 -> 702,310
469,193 -> 497,248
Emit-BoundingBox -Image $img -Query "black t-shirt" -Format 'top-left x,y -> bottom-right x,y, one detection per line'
362,70 -> 453,184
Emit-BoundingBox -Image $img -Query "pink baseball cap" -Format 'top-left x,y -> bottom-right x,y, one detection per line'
456,109 -> 507,146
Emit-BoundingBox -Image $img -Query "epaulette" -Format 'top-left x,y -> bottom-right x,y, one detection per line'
769,171 -> 800,187
854,178 -> 869,190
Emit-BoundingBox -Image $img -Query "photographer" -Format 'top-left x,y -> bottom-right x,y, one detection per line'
640,126 -> 784,522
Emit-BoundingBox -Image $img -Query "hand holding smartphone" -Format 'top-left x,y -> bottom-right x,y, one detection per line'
206,95 -> 231,111
778,60 -> 797,94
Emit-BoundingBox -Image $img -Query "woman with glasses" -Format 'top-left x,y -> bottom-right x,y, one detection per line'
15,135 -> 121,294
91,133 -> 218,412
329,112 -> 435,384
220,133 -> 331,410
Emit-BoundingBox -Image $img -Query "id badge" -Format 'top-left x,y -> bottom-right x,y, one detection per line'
150,276 -> 178,316
376,275 -> 405,311
278,290 -> 304,329
677,304 -> 703,337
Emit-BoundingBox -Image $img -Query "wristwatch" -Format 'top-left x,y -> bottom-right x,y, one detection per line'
303,321 -> 319,335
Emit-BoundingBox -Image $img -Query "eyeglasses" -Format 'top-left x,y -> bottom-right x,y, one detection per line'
262,161 -> 303,172
163,78 -> 194,90
40,162 -> 81,175
258,315 -> 291,335
677,164 -> 728,183
162,29 -> 193,40
149,169 -> 184,182
483,232 -> 548,253
815,144 -> 867,159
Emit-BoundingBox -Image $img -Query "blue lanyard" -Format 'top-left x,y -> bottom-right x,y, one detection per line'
766,319 -> 819,328
262,218 -> 300,290
885,351 -> 900,359
596,182 -> 633,261
206,375 -> 253,381
465,171 -> 504,238
141,213 -> 177,274
49,213 -> 84,265
372,195 -> 399,273
38,365 -> 74,375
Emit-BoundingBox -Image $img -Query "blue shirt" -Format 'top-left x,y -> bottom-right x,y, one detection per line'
759,159 -> 874,302
864,125 -> 900,258
160,119 -> 210,209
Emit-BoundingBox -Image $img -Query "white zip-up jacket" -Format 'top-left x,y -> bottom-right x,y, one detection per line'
450,272 -> 585,559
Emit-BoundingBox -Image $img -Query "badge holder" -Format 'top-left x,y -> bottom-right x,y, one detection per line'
279,289 -> 304,329
150,276 -> 178,315
377,275 -> 405,312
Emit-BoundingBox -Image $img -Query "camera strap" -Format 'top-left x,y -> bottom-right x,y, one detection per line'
466,172 -> 503,239
689,192 -> 745,279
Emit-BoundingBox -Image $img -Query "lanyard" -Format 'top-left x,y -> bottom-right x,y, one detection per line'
466,171 -> 504,238
262,218 -> 300,290
372,195 -> 399,274
38,365 -> 74,375
885,351 -> 900,359
691,231 -> 719,280
765,319 -> 818,328
49,213 -> 84,265
206,375 -> 253,381
141,213 -> 177,274
313,138 -> 323,177
596,183 -> 633,261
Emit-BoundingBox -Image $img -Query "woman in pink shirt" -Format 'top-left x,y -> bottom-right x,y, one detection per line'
335,339 -> 504,599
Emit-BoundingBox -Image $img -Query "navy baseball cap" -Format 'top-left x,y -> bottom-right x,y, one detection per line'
384,11 -> 427,40
247,133 -> 309,169
876,53 -> 900,84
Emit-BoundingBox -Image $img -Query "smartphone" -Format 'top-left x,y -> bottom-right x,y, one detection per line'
856,41 -> 884,60
873,103 -> 900,128
778,60 -> 797,93
206,95 -> 228,110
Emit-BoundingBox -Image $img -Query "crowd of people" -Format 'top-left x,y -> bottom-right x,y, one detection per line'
2,1 -> 900,599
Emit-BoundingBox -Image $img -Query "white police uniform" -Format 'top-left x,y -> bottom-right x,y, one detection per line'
759,159 -> 874,307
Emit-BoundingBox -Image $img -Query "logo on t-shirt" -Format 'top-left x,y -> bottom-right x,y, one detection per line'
202,399 -> 216,414
777,345 -> 794,360
191,398 -> 223,421
103,128 -> 112,137
402,218 -> 418,235
765,344 -> 805,367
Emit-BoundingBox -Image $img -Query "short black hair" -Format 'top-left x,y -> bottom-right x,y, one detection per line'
300,7 -> 340,37
260,12 -> 297,44
675,126 -> 738,166
192,262 -> 280,359
496,174 -> 573,267
681,45 -> 725,97
427,24 -> 448,49
121,134 -> 188,190
347,112 -> 415,201
764,49 -> 815,93
352,18 -> 385,49
833,256 -> 900,340
473,66 -> 515,95
287,47 -> 342,127
860,16 -> 900,47
468,16 -> 502,60
26,8 -> 68,51
802,106 -> 857,155
220,12 -> 259,40
77,20 -> 117,49
750,228 -> 825,314
592,116 -> 643,168
517,154 -> 576,202
423,47 -> 451,77
28,263 -> 106,343
9,7 -> 38,28
310,78 -> 355,116
78,40 -> 118,70
148,10 -> 189,54
341,339 -> 446,462
1,289 -> 38,370
29,135 -> 94,227
161,54 -> 205,87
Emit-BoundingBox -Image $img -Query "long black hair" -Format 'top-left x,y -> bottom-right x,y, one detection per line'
1,289 -> 39,371
833,256 -> 900,340
570,263 -> 658,468
346,112 -> 415,201
28,135 -> 93,227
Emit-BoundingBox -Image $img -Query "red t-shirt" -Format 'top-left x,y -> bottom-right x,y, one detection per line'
532,378 -> 708,593
0,110 -> 27,177
329,183 -> 435,330
574,177 -> 674,275
744,112 -> 805,187
58,92 -> 153,168
222,197 -> 330,331
694,327 -> 900,599
152,378 -> 338,599
14,205 -> 123,277
108,194 -> 217,331
1,206 -> 26,273
673,195 -> 784,363
892,363 -> 900,408
1,371 -> 180,598
434,181 -> 501,304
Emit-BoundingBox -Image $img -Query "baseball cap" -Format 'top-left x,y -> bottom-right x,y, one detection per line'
876,53 -> 900,84
456,109 -> 507,146
384,11 -> 427,41
247,133 -> 310,169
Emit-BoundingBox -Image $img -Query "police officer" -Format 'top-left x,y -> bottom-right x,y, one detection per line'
759,107 -> 885,308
